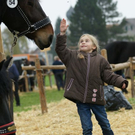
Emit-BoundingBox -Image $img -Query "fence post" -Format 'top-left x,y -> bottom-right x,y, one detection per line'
101,49 -> 108,60
35,58 -> 47,113
0,26 -> 5,61
130,57 -> 135,97
24,70 -> 29,92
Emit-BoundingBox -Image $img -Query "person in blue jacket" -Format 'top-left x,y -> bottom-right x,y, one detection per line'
7,56 -> 20,106
52,56 -> 64,90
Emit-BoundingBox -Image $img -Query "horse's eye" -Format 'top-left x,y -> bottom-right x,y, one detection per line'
28,1 -> 34,7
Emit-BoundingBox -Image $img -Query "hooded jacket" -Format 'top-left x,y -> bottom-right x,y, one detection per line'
55,34 -> 128,105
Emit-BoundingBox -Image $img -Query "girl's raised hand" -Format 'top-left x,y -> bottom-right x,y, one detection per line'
60,19 -> 69,35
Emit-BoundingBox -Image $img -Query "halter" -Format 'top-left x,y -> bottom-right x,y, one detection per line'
5,1 -> 51,55
13,6 -> 51,37
0,121 -> 16,135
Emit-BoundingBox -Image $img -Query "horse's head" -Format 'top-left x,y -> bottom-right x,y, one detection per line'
1,0 -> 54,50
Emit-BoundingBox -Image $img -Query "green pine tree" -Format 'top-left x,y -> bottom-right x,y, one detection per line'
97,0 -> 121,24
67,0 -> 107,48
67,0 -> 132,49
97,0 -> 133,42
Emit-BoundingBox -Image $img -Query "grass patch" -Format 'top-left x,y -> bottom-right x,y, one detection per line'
14,89 -> 64,112
44,74 -> 56,86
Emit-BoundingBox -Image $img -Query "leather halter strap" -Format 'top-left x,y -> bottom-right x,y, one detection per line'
0,121 -> 16,135
11,5 -> 51,37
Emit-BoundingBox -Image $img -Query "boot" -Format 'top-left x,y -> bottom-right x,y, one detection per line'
103,129 -> 114,135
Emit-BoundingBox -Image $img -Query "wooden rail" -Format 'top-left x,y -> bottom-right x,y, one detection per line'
111,62 -> 130,72
22,65 -> 66,70
22,62 -> 130,72
22,58 -> 135,97
20,50 -> 135,114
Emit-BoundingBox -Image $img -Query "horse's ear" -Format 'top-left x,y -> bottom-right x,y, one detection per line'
0,60 -> 6,71
3,57 -> 13,70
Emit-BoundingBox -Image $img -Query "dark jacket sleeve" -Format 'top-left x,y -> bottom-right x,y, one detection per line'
101,58 -> 128,88
9,64 -> 19,81
55,34 -> 72,66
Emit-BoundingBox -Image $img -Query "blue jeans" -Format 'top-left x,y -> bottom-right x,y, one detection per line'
76,102 -> 114,135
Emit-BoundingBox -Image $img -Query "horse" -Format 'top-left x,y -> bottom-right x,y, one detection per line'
0,57 -> 16,135
105,41 -> 135,94
0,0 -> 54,50
105,41 -> 135,64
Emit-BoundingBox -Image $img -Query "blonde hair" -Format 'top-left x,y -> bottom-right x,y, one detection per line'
78,34 -> 100,59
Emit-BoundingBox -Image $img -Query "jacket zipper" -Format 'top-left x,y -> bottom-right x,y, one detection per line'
83,54 -> 90,103
67,78 -> 74,91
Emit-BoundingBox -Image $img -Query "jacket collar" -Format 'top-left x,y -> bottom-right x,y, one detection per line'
78,50 -> 97,57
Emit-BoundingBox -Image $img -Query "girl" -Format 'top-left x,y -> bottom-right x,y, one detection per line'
55,19 -> 128,135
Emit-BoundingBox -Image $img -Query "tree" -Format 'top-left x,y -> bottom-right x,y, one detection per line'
2,28 -> 29,55
49,17 -> 61,58
97,0 -> 121,24
67,0 -> 107,48
97,0 -> 125,39
67,0 -> 132,49
97,0 -> 133,42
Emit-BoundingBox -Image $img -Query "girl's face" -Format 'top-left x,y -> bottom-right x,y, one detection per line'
79,35 -> 96,53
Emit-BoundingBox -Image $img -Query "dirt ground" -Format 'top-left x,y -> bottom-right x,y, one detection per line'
14,80 -> 135,135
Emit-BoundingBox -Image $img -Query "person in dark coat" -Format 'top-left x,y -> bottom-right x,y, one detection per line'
52,56 -> 64,90
7,56 -> 20,106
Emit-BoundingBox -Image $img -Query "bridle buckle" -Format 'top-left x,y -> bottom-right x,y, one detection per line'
30,25 -> 37,33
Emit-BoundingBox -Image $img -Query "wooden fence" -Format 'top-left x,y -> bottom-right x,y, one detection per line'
21,49 -> 135,114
